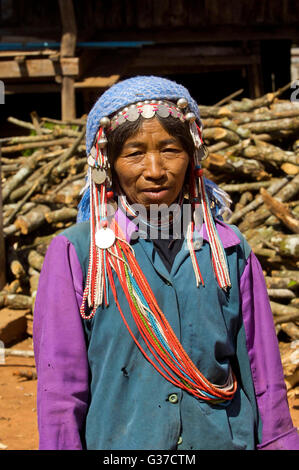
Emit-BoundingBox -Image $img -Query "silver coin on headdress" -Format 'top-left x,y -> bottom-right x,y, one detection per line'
141,104 -> 155,119
157,104 -> 170,118
95,228 -> 115,249
127,107 -> 140,121
117,114 -> 126,125
91,167 -> 107,184
171,108 -> 179,119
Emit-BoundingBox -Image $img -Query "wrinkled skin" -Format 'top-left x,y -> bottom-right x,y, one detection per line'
114,118 -> 190,210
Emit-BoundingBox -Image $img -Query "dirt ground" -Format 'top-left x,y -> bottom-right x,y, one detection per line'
0,336 -> 298,451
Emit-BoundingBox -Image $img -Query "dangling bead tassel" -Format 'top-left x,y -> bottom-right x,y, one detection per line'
186,156 -> 204,287
189,120 -> 231,290
186,220 -> 204,287
196,167 -> 231,290
80,125 -> 112,318
80,177 -> 100,319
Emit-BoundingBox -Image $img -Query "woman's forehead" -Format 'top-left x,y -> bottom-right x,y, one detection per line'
124,118 -> 183,146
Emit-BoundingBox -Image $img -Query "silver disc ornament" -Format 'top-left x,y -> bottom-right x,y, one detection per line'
141,104 -> 155,119
95,227 -> 115,249
92,167 -> 107,184
157,104 -> 170,118
127,107 -> 140,121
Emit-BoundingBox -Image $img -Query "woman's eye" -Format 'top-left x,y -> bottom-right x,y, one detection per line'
127,150 -> 143,157
162,147 -> 180,154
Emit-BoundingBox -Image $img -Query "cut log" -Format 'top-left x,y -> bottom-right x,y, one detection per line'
1,293 -> 33,310
242,116 -> 299,134
14,204 -> 50,235
267,289 -> 296,300
271,270 -> 299,281
10,259 -> 26,280
238,174 -> 299,231
27,250 -> 44,272
220,180 -> 278,193
260,188 -> 299,234
2,153 -> 41,203
279,323 -> 299,340
45,207 -> 77,224
242,140 -> 299,166
228,177 -> 289,225
202,127 -> 240,145
270,234 -> 299,258
265,276 -> 299,290
1,348 -> 34,358
271,301 -> 299,324
281,163 -> 299,175
5,279 -> 21,294
0,137 -> 75,154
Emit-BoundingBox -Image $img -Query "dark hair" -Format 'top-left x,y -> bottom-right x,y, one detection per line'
107,114 -> 195,165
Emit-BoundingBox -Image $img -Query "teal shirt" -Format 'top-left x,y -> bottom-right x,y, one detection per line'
63,217 -> 260,450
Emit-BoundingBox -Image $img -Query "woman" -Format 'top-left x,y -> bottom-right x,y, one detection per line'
33,75 -> 299,450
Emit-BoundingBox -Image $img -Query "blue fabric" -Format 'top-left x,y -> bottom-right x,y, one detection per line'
62,220 -> 260,450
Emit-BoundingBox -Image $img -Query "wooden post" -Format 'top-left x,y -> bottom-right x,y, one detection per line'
58,0 -> 77,120
0,145 -> 6,290
247,41 -> 263,98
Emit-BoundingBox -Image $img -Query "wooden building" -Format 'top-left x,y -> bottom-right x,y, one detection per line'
0,0 -> 299,122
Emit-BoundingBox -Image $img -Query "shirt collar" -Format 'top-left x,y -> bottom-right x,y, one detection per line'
114,208 -> 240,248
199,218 -> 240,248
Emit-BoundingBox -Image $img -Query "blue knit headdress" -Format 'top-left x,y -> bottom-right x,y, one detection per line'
85,75 -> 201,154
78,75 -> 231,223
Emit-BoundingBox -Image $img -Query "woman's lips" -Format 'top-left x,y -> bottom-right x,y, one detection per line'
141,187 -> 171,202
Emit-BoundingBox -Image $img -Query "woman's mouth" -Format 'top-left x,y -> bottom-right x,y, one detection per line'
142,187 -> 171,202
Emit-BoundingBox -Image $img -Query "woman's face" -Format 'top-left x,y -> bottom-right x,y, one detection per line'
113,118 -> 190,209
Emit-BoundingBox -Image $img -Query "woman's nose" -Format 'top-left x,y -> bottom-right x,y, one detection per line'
143,152 -> 166,181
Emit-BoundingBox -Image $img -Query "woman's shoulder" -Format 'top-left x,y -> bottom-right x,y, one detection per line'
60,220 -> 90,243
215,218 -> 252,260
45,221 -> 91,275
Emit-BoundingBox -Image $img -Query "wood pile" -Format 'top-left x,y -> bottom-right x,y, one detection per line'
1,85 -> 299,398
0,114 -> 87,333
200,85 -> 299,399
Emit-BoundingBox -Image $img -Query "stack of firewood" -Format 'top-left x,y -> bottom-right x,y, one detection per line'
0,114 -> 87,317
199,86 -> 299,399
0,87 -> 299,397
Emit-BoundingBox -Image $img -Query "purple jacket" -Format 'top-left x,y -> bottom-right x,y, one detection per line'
33,212 -> 299,450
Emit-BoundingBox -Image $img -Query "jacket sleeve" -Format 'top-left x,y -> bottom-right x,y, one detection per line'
240,250 -> 299,450
33,235 -> 89,450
